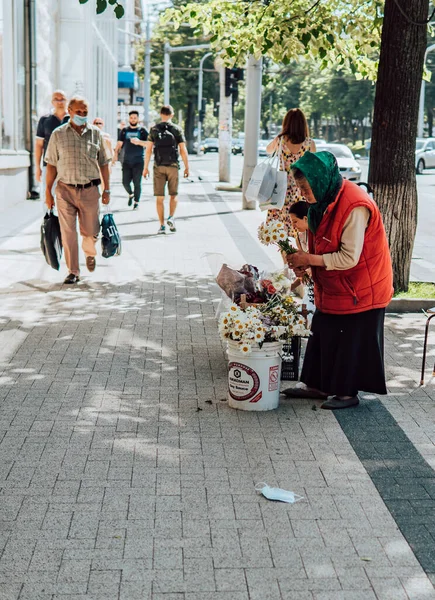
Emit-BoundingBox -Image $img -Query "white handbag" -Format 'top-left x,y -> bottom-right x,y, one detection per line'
245,159 -> 275,205
258,138 -> 287,211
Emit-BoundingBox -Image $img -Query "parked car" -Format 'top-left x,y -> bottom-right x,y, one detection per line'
316,143 -> 361,181
313,138 -> 327,145
415,138 -> 435,174
202,138 -> 219,153
232,138 -> 244,155
258,139 -> 273,156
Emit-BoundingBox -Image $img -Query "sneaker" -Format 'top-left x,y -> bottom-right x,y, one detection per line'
167,218 -> 176,232
133,203 -> 139,210
128,194 -> 134,207
157,225 -> 166,235
86,256 -> 96,272
64,273 -> 80,284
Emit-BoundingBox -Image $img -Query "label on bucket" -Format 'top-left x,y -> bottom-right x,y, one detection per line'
228,362 -> 260,401
269,365 -> 279,391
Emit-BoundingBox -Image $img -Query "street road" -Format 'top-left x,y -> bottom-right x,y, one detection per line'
191,153 -> 435,282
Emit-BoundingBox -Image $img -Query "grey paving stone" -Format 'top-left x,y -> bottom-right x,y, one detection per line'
1,182 -> 435,599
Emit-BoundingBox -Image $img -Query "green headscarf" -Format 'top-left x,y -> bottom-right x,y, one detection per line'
292,151 -> 343,233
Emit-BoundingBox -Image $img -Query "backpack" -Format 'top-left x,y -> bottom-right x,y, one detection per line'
153,123 -> 179,166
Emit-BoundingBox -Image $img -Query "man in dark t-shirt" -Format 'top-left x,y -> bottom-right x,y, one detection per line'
35,90 -> 70,205
113,110 -> 148,210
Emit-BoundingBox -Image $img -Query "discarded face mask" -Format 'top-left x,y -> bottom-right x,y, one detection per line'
255,482 -> 304,504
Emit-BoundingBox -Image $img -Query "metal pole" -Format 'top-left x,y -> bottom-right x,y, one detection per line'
418,44 -> 435,138
143,7 -> 151,129
242,55 -> 263,209
197,52 -> 212,155
164,43 -> 170,104
218,64 -> 232,182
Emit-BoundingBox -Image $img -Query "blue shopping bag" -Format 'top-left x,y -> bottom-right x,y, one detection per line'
101,212 -> 121,258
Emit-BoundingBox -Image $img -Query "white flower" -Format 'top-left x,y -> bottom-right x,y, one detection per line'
240,343 -> 252,354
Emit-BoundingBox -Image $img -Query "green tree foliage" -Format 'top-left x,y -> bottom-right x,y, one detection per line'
164,0 -> 384,77
79,0 -> 125,19
135,16 -> 219,150
262,61 -> 374,142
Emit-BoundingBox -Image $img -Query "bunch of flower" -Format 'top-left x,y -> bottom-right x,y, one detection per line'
257,220 -> 297,255
218,297 -> 310,354
261,296 -> 310,338
218,304 -> 267,354
260,271 -> 293,297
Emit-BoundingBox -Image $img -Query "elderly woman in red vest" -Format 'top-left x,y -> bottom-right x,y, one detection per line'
284,151 -> 393,409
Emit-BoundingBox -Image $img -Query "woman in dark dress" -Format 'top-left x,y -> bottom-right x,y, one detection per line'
284,151 -> 393,410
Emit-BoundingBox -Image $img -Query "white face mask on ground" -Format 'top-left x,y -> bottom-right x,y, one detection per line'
255,482 -> 304,504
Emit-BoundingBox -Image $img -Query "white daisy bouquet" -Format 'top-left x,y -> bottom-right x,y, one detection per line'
218,298 -> 310,354
257,220 -> 298,255
219,304 -> 267,354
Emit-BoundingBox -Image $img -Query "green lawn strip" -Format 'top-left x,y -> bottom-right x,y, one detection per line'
394,282 -> 435,299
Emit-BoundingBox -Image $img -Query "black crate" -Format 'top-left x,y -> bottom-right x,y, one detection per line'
281,337 -> 302,381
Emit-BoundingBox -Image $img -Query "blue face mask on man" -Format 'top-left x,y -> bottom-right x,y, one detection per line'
72,114 -> 88,127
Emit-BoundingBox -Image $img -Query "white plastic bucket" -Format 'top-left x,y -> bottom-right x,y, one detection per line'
227,340 -> 283,411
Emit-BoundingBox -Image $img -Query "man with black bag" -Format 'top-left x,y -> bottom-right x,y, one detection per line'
44,96 -> 111,284
143,105 -> 189,234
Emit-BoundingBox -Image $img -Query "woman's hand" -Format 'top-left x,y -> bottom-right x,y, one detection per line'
287,250 -> 310,269
293,267 -> 307,278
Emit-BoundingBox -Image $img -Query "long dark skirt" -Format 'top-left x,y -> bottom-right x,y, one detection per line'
301,308 -> 387,397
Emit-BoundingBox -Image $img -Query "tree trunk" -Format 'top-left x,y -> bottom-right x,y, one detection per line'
368,0 -> 427,292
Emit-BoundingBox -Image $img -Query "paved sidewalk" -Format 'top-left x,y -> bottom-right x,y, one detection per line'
0,165 -> 435,599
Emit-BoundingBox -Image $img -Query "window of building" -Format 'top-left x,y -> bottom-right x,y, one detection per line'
0,0 -> 27,152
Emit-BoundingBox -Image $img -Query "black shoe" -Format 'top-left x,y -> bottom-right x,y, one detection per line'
133,203 -> 139,210
128,194 -> 134,207
321,396 -> 359,410
64,273 -> 80,284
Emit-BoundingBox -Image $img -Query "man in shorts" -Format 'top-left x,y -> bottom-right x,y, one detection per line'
143,105 -> 189,234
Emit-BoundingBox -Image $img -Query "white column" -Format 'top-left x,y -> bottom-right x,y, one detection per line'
164,43 -> 170,105
242,55 -> 263,209
218,64 -> 232,183
143,11 -> 151,129
197,52 -> 212,155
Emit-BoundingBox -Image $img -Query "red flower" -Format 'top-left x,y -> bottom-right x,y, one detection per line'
267,284 -> 277,294
261,279 -> 272,289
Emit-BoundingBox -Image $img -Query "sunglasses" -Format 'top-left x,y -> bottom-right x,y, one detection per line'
94,122 -> 103,125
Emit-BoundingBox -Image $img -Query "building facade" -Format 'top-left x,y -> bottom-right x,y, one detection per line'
36,0 -> 119,138
0,0 -> 31,212
0,0 -> 124,212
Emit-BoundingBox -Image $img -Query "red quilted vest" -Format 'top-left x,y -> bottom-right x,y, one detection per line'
308,180 -> 393,315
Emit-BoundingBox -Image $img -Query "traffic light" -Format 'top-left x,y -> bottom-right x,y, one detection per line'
199,98 -> 206,123
224,67 -> 244,101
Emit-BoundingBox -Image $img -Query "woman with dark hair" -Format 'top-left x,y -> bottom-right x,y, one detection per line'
284,151 -> 393,410
288,201 -> 311,295
289,201 -> 309,251
266,108 -> 316,235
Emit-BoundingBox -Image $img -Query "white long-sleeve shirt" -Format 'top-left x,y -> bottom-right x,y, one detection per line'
322,207 -> 370,271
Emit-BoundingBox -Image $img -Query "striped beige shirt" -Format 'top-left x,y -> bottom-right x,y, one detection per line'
45,122 -> 110,185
